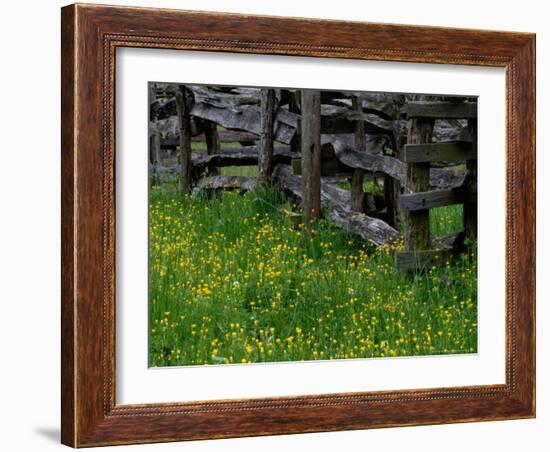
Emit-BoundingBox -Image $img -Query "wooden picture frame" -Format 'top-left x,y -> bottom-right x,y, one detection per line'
61,3 -> 535,447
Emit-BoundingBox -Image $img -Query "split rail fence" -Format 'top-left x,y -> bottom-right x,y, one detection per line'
396,103 -> 477,270
149,83 -> 477,271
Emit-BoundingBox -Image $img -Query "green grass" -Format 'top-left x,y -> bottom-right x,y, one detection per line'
221,165 -> 257,177
149,183 -> 477,367
430,205 -> 463,236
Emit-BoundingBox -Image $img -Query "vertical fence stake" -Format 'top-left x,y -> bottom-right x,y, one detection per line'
384,175 -> 400,229
149,83 -> 162,185
350,95 -> 366,211
404,118 -> 434,252
384,130 -> 401,229
289,90 -> 301,154
301,89 -> 322,226
259,88 -> 276,183
202,119 -> 220,176
175,85 -> 193,194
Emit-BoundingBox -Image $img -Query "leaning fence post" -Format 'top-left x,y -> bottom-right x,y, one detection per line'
175,85 -> 193,194
300,89 -> 322,226
404,118 -> 434,252
259,88 -> 276,183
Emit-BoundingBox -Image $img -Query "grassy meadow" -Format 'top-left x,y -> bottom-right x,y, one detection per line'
149,169 -> 477,367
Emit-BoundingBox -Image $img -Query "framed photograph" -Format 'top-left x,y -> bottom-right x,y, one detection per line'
61,3 -> 535,447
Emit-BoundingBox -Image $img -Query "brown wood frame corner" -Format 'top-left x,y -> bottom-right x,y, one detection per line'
61,3 -> 536,447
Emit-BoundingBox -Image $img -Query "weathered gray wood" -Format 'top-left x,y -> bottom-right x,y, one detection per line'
327,93 -> 404,120
301,90 -> 322,226
189,85 -> 260,108
385,122 -> 401,229
149,84 -> 163,185
272,165 -> 399,246
320,91 -> 351,104
403,141 -> 475,163
328,205 -> 399,247
192,175 -> 258,195
393,119 -> 471,147
322,134 -> 405,183
160,131 -> 258,148
350,95 -> 366,211
290,158 -> 352,177
197,119 -> 220,176
321,104 -> 397,135
152,87 -> 261,119
464,118 -> 478,240
432,231 -> 466,253
395,249 -> 453,271
320,133 -> 457,230
404,118 -> 434,252
405,102 -> 477,119
258,89 -> 276,183
400,187 -> 474,211
192,145 -> 294,175
429,167 -> 466,190
433,120 -> 472,143
289,90 -> 301,154
274,164 -> 346,205
384,175 -> 400,229
175,85 -> 193,193
190,101 -> 297,145
149,134 -> 162,184
294,139 -> 465,191
201,120 -> 220,154
150,96 -> 177,120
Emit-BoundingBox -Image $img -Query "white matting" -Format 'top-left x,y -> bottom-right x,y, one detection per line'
116,47 -> 506,404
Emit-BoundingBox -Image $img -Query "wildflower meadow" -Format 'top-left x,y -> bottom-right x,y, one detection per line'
149,174 -> 477,367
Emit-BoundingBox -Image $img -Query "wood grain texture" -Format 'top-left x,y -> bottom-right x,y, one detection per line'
61,3 -> 535,447
175,85 -> 193,193
199,118 -> 220,176
61,5 -> 76,446
403,141 -> 475,163
405,102 -> 477,119
258,88 -> 275,182
301,89 -> 322,225
400,187 -> 474,211
161,130 -> 258,146
404,118 -> 434,252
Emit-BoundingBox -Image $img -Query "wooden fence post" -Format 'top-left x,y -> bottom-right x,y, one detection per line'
384,175 -> 400,228
404,118 -> 434,252
384,129 -> 401,228
350,95 -> 366,211
149,83 -> 162,185
175,85 -> 193,194
301,89 -> 322,226
464,118 -> 478,241
202,119 -> 220,176
289,90 -> 301,154
259,88 -> 275,183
